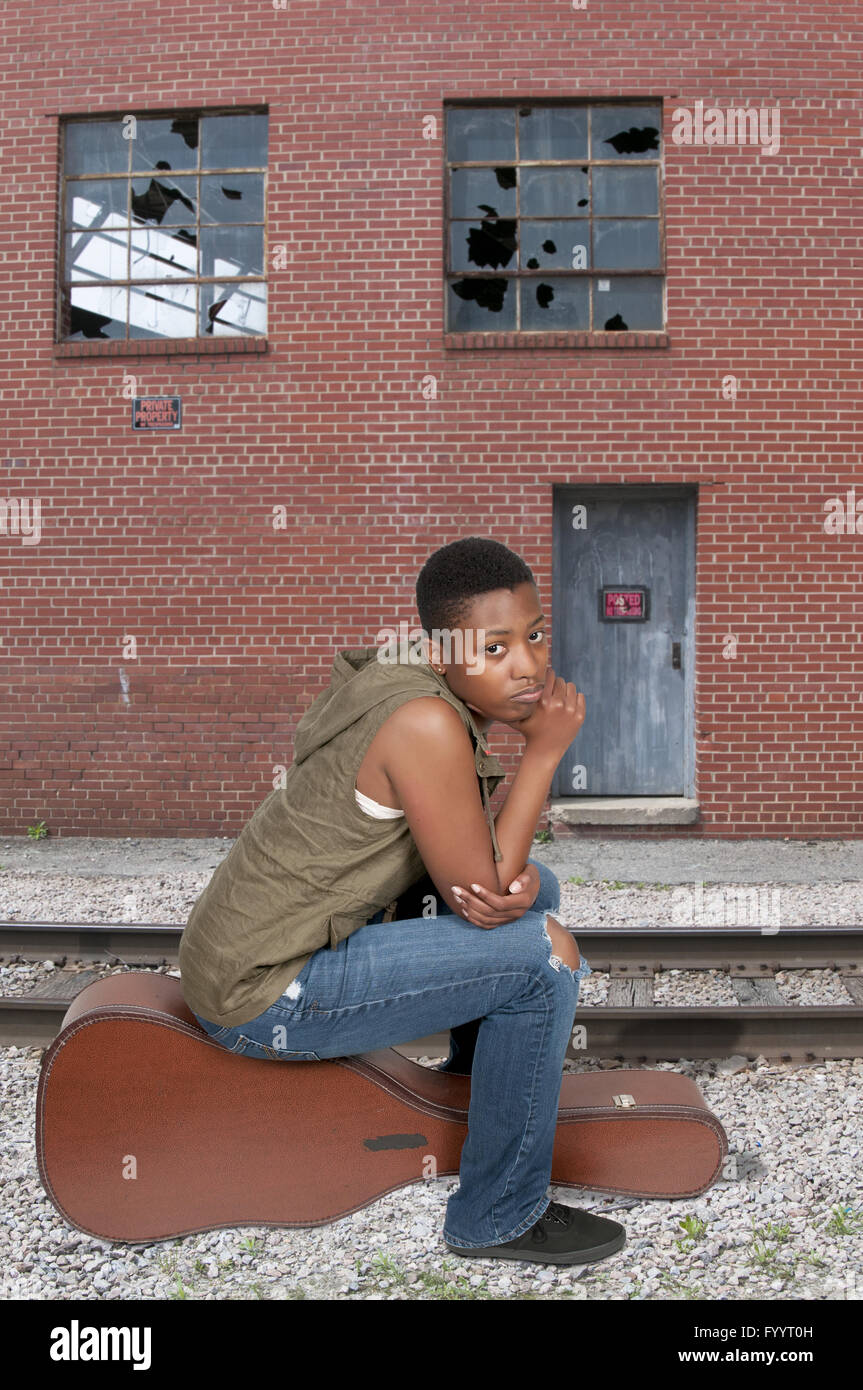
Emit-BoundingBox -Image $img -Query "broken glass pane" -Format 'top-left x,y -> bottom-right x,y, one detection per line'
65,179 -> 128,228
200,174 -> 264,223
593,166 -> 658,216
200,280 -> 266,336
593,219 -> 660,269
132,118 -> 199,172
520,276 -> 589,330
130,227 -> 197,278
64,120 -> 129,175
518,107 -> 588,161
520,168 -> 589,217
199,225 -> 264,277
65,285 -> 129,338
64,229 -> 129,282
200,113 -> 268,169
592,276 -> 663,330
449,219 -> 517,272
520,220 -> 589,270
447,277 -> 515,329
449,167 -> 516,218
591,105 -> 661,158
128,281 -> 197,338
446,108 -> 515,163
131,175 -> 197,225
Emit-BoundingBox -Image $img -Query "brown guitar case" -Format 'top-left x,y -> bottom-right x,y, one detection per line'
35,971 -> 729,1244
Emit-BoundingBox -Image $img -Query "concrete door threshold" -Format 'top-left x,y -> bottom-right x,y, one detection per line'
549,797 -> 700,826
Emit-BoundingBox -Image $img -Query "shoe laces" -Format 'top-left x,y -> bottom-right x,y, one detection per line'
535,1200 -> 571,1230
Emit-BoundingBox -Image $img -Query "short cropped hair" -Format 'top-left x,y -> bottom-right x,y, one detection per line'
415,536 -> 535,640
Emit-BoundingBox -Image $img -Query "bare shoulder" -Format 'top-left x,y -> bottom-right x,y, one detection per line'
376,696 -> 470,765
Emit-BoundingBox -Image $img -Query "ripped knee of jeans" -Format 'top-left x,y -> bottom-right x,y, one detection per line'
541,914 -> 578,977
282,978 -> 303,1001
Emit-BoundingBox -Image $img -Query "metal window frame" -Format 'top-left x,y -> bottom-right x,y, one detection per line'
57,105 -> 269,342
442,98 -> 666,334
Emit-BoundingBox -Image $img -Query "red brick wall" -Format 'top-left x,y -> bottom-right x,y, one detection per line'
1,2 -> 861,838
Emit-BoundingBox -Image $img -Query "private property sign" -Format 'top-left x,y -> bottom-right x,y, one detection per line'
132,397 -> 182,430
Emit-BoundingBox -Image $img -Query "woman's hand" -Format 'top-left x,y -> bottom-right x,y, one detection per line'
450,862 -> 541,928
497,665 -> 586,757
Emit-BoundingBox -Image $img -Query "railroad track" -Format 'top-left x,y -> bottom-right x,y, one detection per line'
1,920 -> 862,1061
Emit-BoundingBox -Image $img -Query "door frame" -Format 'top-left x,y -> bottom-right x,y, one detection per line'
551,482 -> 698,799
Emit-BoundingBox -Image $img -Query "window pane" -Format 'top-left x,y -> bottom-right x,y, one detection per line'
447,277 -> 516,329
518,106 -> 588,160
200,113 -> 268,168
199,225 -> 264,276
593,276 -> 663,330
520,220 -> 589,270
449,219 -> 517,271
446,108 -> 515,162
520,277 -> 589,330
200,174 -> 265,223
200,281 -> 267,336
449,167 -> 516,218
65,179 -> 128,227
129,281 -> 197,338
131,175 -> 197,225
64,229 -> 129,282
520,167 -> 589,217
593,219 -> 660,269
132,117 -> 199,172
593,166 -> 658,216
66,284 -> 129,338
130,227 -> 198,278
64,120 -> 129,175
591,105 -> 662,159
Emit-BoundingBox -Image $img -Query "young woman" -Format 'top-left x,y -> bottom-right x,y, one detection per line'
179,536 -> 626,1267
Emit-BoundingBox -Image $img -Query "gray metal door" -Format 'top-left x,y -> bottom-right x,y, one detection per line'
552,486 -> 695,797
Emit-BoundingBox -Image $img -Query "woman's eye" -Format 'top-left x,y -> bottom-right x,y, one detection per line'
485,631 -> 545,656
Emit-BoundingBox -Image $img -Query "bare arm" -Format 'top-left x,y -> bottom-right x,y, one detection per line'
382,699 -> 561,916
487,745 -> 561,892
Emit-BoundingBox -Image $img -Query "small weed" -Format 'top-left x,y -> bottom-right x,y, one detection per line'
414,1262 -> 494,1299
534,829 -> 553,843
748,1219 -> 795,1279
657,1272 -> 704,1299
824,1203 -> 863,1236
26,821 -> 48,840
370,1250 -> 408,1285
674,1214 -> 708,1251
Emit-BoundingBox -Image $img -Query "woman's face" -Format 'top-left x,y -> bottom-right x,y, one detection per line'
428,581 -> 549,725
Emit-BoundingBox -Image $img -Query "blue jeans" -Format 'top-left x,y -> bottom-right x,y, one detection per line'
192,858 -> 592,1249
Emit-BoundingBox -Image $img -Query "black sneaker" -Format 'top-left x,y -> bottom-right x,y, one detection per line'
445,1200 -> 626,1266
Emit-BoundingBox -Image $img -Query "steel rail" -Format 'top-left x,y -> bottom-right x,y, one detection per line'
2,922 -> 862,1059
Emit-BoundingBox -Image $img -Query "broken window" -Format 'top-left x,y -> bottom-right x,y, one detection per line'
59,110 -> 268,341
445,102 -> 664,333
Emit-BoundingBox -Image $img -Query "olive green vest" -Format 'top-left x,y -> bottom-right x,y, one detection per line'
178,646 -> 506,1027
